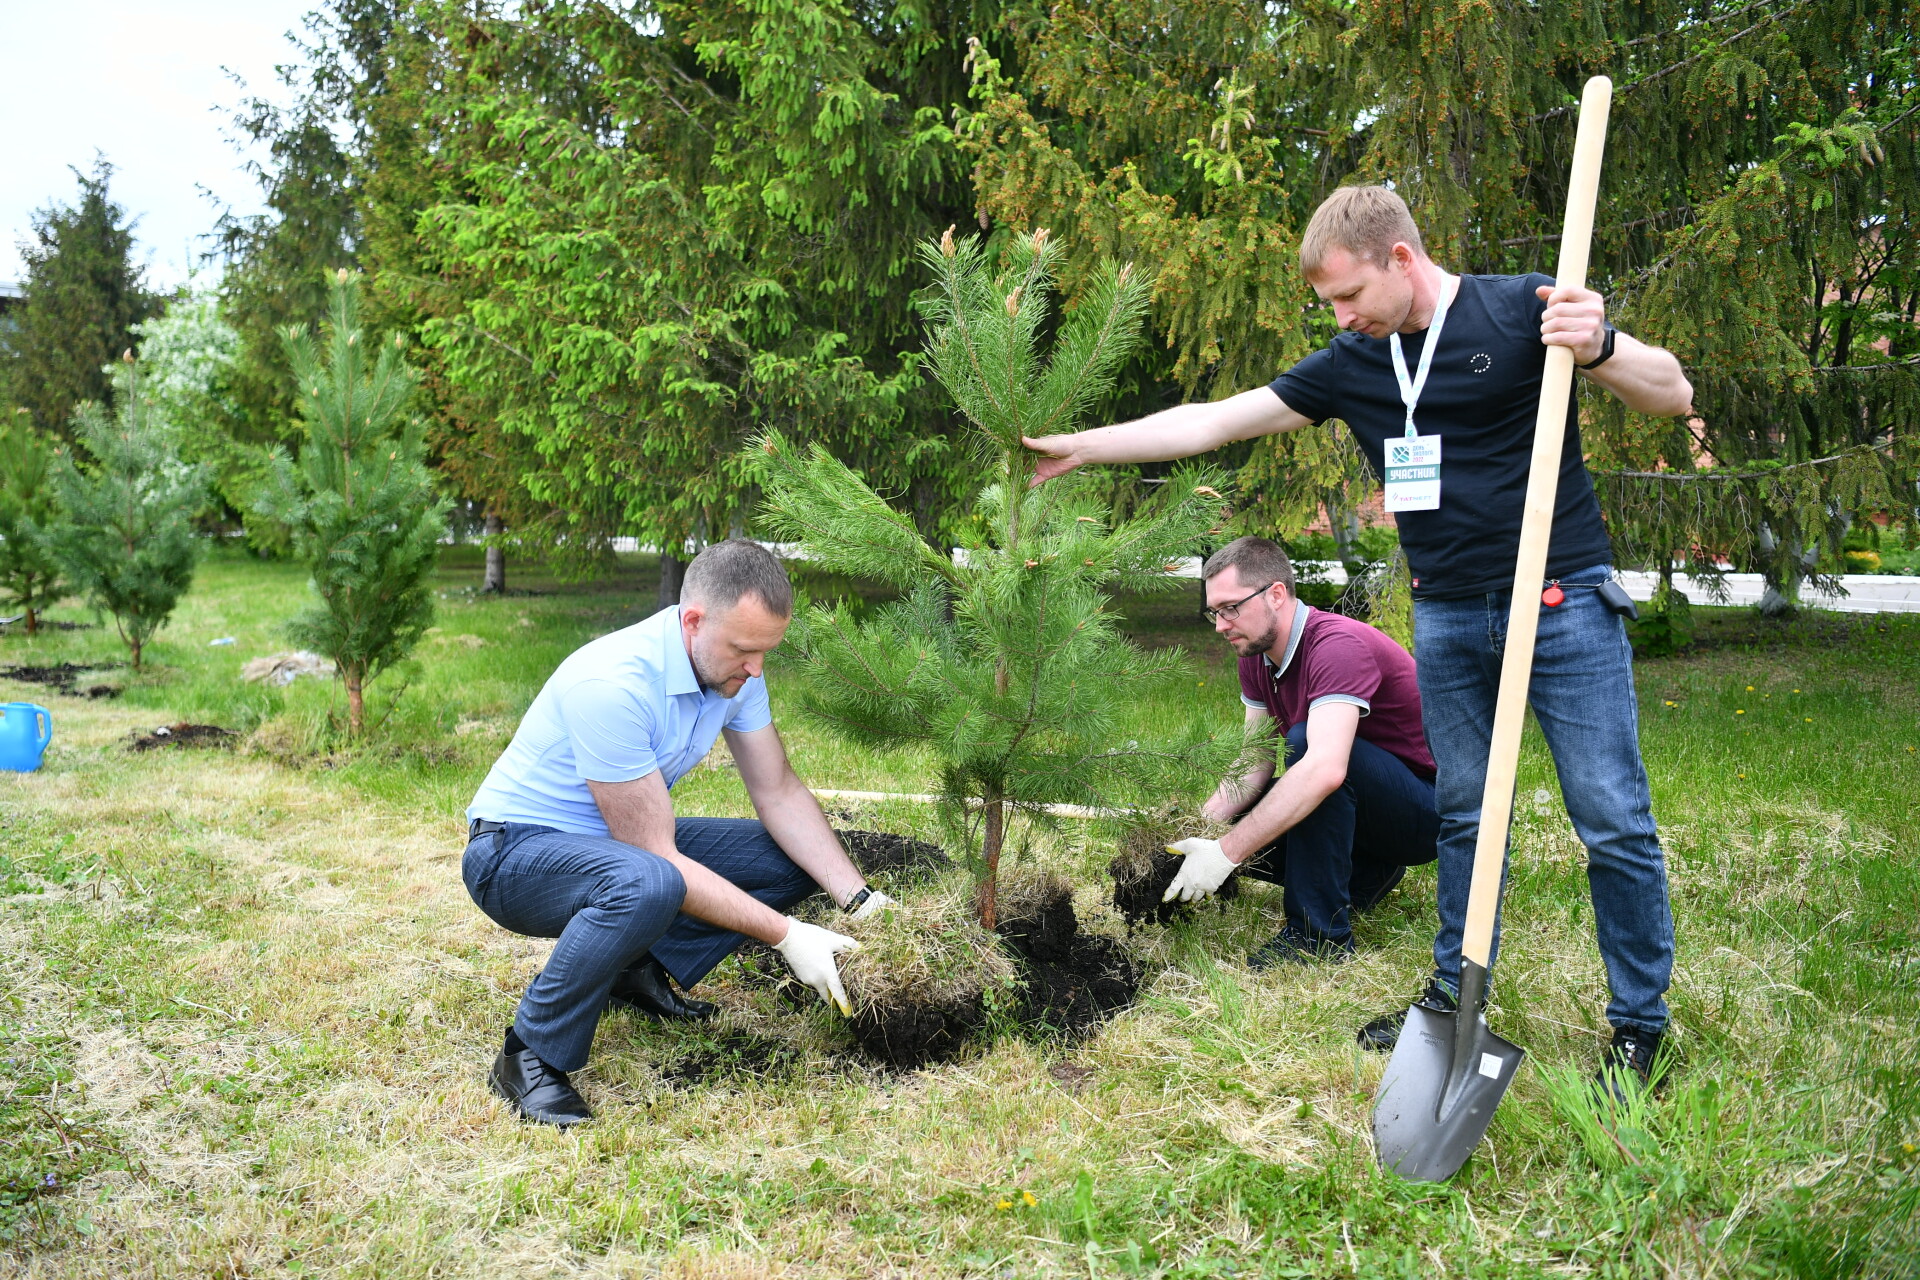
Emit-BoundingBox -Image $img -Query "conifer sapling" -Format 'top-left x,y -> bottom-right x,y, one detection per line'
0,408 -> 69,634
260,271 -> 449,734
37,356 -> 209,669
757,229 -> 1238,928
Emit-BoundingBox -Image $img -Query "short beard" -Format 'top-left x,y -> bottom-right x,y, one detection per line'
1234,617 -> 1280,656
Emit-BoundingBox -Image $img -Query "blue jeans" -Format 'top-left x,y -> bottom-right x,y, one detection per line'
463,818 -> 819,1071
1414,563 -> 1674,1032
1239,725 -> 1439,942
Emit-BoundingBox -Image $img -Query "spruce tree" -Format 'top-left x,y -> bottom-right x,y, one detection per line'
3,159 -> 156,438
757,230 -> 1235,928
260,271 -> 448,734
0,409 -> 69,634
38,358 -> 209,669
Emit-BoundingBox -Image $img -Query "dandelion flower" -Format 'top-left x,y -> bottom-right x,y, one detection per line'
995,1199 -> 1012,1212
1805,718 -> 1813,723
1746,685 -> 1755,691
1022,1191 -> 1038,1206
1664,700 -> 1676,707
1735,709 -> 1745,715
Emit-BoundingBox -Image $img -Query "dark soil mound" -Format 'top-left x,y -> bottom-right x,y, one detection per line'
999,888 -> 1142,1036
835,829 -> 950,879
131,723 -> 236,751
1110,848 -> 1241,926
661,1031 -> 797,1089
847,993 -> 990,1069
0,663 -> 123,697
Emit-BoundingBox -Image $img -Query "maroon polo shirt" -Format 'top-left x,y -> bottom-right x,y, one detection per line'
1237,602 -> 1437,780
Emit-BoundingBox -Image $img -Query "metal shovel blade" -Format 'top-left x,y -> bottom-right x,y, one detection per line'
1371,963 -> 1524,1182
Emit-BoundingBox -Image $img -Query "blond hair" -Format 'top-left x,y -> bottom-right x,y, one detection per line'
1299,185 -> 1425,277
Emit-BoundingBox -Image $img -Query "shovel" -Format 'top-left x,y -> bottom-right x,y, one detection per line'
1372,75 -> 1614,1183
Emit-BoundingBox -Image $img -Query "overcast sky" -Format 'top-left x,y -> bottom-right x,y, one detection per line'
1,0 -> 318,291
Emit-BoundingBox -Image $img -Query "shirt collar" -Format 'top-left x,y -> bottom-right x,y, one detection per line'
660,605 -> 702,697
1262,599 -> 1314,680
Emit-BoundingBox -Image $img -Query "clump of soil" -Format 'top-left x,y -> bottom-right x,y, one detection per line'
0,663 -> 123,698
839,881 -> 1016,1070
835,828 -> 950,880
661,1031 -> 797,1089
130,723 -> 236,751
1109,826 -> 1241,926
997,876 -> 1141,1035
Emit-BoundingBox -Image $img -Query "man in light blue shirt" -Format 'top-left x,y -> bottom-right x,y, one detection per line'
463,540 -> 893,1127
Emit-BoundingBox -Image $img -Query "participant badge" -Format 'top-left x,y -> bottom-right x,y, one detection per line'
1384,434 -> 1442,512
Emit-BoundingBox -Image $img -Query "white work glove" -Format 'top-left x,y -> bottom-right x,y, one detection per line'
772,917 -> 861,1015
1162,837 -> 1240,903
847,889 -> 899,922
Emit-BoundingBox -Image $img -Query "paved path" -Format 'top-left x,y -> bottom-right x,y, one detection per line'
615,541 -> 1920,615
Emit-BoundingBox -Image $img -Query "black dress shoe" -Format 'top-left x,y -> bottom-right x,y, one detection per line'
608,956 -> 718,1021
489,1046 -> 592,1127
1595,1026 -> 1669,1103
1248,923 -> 1355,971
1356,977 -> 1460,1053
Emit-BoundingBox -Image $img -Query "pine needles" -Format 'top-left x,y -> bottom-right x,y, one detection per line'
757,229 -> 1241,926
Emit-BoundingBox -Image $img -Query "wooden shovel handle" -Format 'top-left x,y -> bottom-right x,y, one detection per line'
1460,77 -> 1613,969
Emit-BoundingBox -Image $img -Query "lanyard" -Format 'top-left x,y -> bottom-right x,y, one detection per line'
1389,275 -> 1459,439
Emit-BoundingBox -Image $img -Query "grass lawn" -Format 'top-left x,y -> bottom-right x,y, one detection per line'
2,545 -> 1916,1278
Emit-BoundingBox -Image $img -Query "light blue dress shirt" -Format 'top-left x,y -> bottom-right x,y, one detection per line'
467,605 -> 773,835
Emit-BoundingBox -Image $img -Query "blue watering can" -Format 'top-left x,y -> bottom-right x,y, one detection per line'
0,702 -> 53,772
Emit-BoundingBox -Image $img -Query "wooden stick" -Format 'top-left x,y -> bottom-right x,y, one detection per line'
1461,77 -> 1613,969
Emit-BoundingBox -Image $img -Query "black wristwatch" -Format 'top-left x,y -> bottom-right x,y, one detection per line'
843,887 -> 873,914
1577,323 -> 1617,370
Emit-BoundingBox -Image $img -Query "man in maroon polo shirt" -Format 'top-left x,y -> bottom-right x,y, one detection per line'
1164,537 -> 1439,967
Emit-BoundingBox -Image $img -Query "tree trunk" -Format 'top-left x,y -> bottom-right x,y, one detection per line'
481,511 -> 506,594
1755,520 -> 1820,619
1329,499 -> 1365,578
658,551 -> 685,608
978,791 -> 1004,931
346,669 -> 365,735
23,607 -> 37,636
129,637 -> 142,671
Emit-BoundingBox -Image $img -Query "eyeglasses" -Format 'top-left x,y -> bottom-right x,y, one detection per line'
1201,583 -> 1275,625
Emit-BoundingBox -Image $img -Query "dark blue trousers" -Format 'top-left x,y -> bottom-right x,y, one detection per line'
462,818 -> 818,1071
1238,724 -> 1440,944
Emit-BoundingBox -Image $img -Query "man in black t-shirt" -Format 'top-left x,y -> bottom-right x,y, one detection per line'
1024,186 -> 1694,1099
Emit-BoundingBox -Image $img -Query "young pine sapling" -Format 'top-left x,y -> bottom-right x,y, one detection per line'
260,271 -> 449,733
757,229 -> 1236,927
38,357 -> 208,669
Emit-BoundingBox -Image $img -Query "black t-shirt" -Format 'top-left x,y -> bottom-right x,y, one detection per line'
1268,272 -> 1613,598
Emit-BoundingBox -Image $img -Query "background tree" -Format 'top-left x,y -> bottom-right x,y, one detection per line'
962,0 -> 1918,615
758,230 -> 1234,928
260,271 -> 448,734
0,408 -> 69,634
37,358 -> 209,670
1,159 -> 156,438
372,0 -> 1004,584
211,2 -> 392,549
132,280 -> 255,528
